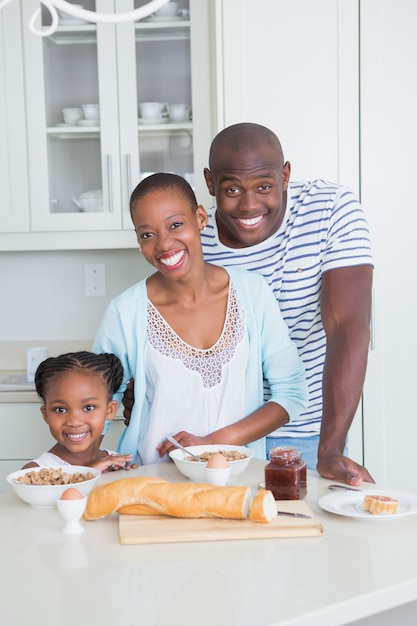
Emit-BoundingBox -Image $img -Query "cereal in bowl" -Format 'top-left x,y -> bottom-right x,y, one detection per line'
185,450 -> 248,463
16,467 -> 95,486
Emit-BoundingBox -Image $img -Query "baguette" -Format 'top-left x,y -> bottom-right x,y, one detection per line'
249,489 -> 277,523
83,476 -> 251,521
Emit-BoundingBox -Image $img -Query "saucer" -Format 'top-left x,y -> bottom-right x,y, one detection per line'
138,117 -> 170,125
77,119 -> 100,126
59,18 -> 89,26
145,15 -> 184,22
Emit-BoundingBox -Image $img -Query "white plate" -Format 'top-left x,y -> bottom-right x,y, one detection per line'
319,489 -> 417,520
145,15 -> 184,22
138,117 -> 169,125
77,119 -> 99,126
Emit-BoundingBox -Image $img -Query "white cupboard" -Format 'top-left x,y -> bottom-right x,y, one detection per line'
214,0 -> 417,489
0,0 -> 214,251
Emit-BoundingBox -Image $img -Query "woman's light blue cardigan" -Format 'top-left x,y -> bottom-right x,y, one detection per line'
93,266 -> 308,462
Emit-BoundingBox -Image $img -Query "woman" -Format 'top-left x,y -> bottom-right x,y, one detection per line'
94,173 -> 308,465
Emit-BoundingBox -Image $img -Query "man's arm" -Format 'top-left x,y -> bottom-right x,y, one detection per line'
318,264 -> 375,485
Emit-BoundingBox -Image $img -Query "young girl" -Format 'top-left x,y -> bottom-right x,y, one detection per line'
94,173 -> 308,465
22,351 -> 136,472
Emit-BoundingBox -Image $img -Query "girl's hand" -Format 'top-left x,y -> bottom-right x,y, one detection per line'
92,453 -> 138,473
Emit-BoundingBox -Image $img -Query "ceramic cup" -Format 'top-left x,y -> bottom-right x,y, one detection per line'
62,107 -> 83,124
204,466 -> 231,487
155,2 -> 178,17
138,101 -> 168,118
168,103 -> 191,122
57,4 -> 84,19
177,9 -> 190,19
81,103 -> 100,120
56,496 -> 87,534
26,347 -> 48,383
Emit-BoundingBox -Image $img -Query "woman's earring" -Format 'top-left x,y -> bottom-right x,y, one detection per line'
138,244 -> 142,252
200,226 -> 206,232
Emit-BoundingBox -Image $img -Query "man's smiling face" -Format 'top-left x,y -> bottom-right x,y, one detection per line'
204,142 -> 290,248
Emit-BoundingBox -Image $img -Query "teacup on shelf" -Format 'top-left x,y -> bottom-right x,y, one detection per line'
82,103 -> 100,120
138,101 -> 168,118
154,2 -> 178,17
168,103 -> 191,122
62,107 -> 83,124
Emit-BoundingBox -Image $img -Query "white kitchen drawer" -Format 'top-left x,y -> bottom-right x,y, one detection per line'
0,402 -> 54,458
0,460 -> 26,493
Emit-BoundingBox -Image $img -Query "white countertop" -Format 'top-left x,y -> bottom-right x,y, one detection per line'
1,460 -> 417,626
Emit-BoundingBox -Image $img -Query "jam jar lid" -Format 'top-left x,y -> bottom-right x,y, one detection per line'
269,446 -> 302,462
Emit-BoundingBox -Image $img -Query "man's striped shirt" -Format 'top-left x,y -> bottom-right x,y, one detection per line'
200,180 -> 373,437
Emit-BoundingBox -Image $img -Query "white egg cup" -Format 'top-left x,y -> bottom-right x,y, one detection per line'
56,496 -> 87,534
204,466 -> 231,486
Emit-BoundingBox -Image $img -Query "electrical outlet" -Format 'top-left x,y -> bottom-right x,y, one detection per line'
85,263 -> 106,297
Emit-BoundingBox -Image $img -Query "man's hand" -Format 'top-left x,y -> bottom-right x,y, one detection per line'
317,453 -> 375,486
122,378 -> 135,426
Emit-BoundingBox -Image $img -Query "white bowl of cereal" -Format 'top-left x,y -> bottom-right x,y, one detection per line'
7,466 -> 100,509
169,444 -> 254,482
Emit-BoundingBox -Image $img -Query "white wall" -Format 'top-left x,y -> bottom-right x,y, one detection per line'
0,249 -> 152,342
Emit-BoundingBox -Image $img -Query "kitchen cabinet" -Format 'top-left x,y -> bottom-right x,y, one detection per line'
0,0 -> 214,250
214,0 -> 417,490
0,399 -> 125,492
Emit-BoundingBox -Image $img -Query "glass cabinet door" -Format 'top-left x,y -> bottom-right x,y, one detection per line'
117,0 -> 193,229
21,0 -> 197,234
0,0 -> 28,233
22,0 -> 123,231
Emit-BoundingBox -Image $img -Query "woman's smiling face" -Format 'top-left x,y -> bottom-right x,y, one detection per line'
131,188 -> 207,276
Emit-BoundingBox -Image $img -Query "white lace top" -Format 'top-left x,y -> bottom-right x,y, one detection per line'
138,283 -> 248,465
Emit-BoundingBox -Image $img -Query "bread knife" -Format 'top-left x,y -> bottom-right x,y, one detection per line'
277,510 -> 312,519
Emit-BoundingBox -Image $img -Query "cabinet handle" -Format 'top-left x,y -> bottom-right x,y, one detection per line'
106,154 -> 113,212
125,154 -> 132,201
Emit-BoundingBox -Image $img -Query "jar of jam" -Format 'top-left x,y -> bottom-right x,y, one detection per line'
265,447 -> 307,500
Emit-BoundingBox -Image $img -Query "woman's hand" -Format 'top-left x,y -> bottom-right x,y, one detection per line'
156,432 -> 211,457
91,453 -> 138,473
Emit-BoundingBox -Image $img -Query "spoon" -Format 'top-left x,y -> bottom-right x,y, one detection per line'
166,436 -> 203,462
328,484 -> 362,492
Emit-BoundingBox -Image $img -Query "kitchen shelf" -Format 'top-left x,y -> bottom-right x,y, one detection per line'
48,20 -> 190,45
46,121 -> 192,139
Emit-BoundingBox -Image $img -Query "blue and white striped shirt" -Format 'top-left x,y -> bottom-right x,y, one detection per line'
201,180 -> 373,437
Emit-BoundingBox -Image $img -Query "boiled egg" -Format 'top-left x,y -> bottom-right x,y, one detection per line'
206,452 -> 229,469
60,487 -> 83,500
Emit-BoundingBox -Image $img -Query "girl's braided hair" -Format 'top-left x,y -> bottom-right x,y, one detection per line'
35,351 -> 124,401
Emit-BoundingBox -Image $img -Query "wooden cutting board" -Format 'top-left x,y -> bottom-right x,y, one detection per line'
119,500 -> 323,544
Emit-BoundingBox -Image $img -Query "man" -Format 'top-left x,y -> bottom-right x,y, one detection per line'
122,122 -> 373,486
200,122 -> 374,486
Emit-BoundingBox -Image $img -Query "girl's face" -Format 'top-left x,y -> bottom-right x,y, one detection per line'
131,188 -> 208,277
40,370 -> 118,453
